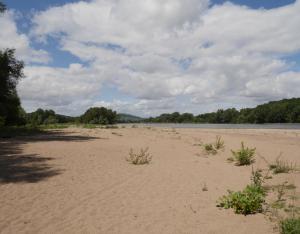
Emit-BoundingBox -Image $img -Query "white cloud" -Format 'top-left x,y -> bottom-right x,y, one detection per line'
14,0 -> 300,115
0,11 -> 50,64
17,64 -> 105,115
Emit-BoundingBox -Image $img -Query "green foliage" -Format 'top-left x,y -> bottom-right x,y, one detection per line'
0,49 -> 25,126
117,113 -> 143,123
202,136 -> 225,155
0,125 -> 44,138
230,142 -> 256,166
26,109 -> 76,126
280,218 -> 300,234
217,184 -> 265,215
145,98 -> 300,124
80,107 -> 117,125
126,147 -> 152,165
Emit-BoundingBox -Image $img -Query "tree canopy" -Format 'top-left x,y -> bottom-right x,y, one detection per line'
146,98 -> 300,124
80,107 -> 117,124
0,49 -> 25,126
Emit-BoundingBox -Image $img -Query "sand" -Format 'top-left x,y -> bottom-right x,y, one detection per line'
0,126 -> 299,234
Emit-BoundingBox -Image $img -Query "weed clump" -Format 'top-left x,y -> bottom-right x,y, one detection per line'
217,184 -> 265,215
202,136 -> 225,155
203,143 -> 217,155
126,147 -> 152,165
269,156 -> 296,174
217,169 -> 266,215
229,142 -> 256,166
280,218 -> 300,234
214,135 -> 225,150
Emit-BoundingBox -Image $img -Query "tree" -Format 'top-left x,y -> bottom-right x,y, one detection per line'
0,49 -> 25,125
0,3 -> 25,126
80,107 -> 117,124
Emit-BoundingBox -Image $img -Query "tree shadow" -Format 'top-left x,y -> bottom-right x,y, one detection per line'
0,131 -> 100,184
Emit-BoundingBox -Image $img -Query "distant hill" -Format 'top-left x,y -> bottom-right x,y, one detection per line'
117,113 -> 143,123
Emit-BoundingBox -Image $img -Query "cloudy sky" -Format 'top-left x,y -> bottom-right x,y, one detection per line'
1,0 -> 300,117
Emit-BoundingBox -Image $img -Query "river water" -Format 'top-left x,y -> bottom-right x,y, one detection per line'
127,123 -> 300,129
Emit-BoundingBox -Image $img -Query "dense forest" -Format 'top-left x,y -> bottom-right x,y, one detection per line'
146,98 -> 300,124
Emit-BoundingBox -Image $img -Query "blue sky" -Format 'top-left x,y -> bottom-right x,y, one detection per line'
5,0 -> 296,11
1,0 -> 300,116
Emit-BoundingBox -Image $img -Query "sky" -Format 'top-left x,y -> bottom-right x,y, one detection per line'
1,0 -> 300,117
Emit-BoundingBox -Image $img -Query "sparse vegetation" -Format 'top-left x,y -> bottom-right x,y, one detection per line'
217,169 -> 266,215
251,168 -> 264,187
111,132 -> 123,136
203,143 -> 217,155
214,135 -> 225,150
202,136 -> 225,155
126,147 -> 152,165
269,155 -> 296,174
229,142 -> 256,166
280,218 -> 300,234
217,184 -> 266,215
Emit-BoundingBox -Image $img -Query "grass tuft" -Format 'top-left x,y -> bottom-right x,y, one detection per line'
126,147 -> 152,165
229,142 -> 256,166
214,135 -> 225,150
280,218 -> 300,234
202,136 -> 225,155
269,155 -> 296,174
203,143 -> 217,155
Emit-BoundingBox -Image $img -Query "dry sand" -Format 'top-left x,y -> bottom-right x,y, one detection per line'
0,126 -> 300,234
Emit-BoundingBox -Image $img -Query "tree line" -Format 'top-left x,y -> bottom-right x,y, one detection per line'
146,98 -> 300,124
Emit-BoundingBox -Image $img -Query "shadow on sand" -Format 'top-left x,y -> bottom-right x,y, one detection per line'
0,131 -> 99,184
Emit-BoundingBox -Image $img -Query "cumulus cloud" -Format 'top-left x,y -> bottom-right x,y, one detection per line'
0,11 -> 50,64
14,0 -> 300,115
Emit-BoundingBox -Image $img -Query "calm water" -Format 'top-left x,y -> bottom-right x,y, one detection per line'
129,123 -> 300,129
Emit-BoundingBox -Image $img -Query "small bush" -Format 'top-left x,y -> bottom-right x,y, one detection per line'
269,156 -> 296,174
217,184 -> 265,215
230,142 -> 256,166
280,218 -> 300,234
203,143 -> 217,155
126,147 -> 152,165
214,135 -> 225,150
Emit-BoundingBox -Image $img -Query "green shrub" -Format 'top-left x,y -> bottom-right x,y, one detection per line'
126,147 -> 152,165
280,218 -> 300,234
217,184 -> 265,215
230,142 -> 256,166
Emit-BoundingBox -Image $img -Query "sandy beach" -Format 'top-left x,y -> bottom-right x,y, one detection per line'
0,126 -> 299,234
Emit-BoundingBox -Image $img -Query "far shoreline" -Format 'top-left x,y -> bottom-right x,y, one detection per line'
123,122 -> 300,129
